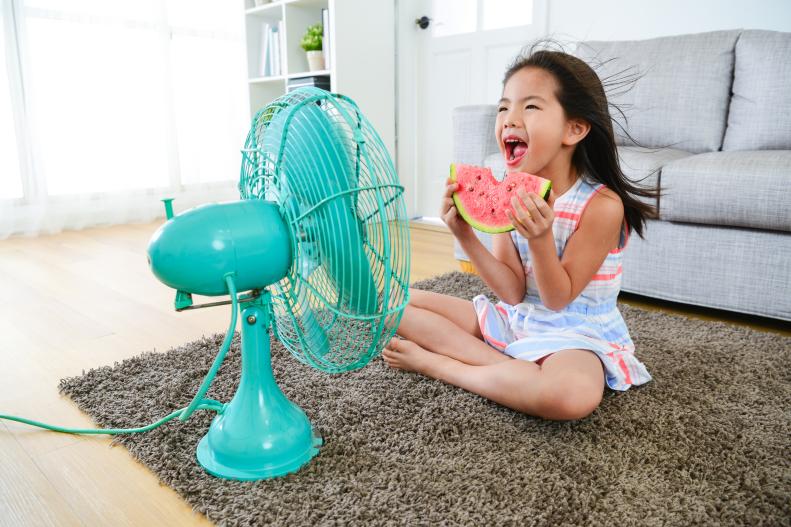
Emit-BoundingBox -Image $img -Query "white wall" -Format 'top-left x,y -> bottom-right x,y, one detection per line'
546,0 -> 791,42
333,0 -> 396,160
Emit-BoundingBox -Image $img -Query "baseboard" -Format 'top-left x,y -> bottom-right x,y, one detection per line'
409,218 -> 451,234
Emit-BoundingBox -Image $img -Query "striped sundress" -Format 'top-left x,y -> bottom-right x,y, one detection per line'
472,175 -> 652,391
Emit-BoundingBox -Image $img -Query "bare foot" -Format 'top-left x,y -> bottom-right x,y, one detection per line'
381,337 -> 436,375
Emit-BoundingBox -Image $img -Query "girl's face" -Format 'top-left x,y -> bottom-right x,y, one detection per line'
496,66 -> 571,175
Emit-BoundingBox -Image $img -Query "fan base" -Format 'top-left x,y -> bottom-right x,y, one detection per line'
196,432 -> 322,481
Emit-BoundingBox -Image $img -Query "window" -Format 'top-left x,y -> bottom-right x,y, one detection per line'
25,15 -> 172,194
170,35 -> 247,185
431,0 -> 533,37
0,6 -> 23,199
1,0 -> 248,235
167,0 -> 248,185
482,0 -> 532,31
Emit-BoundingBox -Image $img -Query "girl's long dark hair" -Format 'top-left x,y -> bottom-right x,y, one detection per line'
503,41 -> 661,239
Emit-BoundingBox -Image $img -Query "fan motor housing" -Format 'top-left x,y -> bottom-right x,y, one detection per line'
147,200 -> 292,295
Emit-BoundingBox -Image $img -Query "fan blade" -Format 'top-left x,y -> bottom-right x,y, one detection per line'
264,100 -> 379,315
294,283 -> 332,360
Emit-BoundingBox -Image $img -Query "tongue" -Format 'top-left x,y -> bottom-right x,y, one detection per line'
513,142 -> 527,158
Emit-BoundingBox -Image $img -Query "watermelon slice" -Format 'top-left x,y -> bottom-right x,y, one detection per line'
450,163 -> 552,234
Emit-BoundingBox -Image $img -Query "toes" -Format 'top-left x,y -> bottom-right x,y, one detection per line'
382,338 -> 398,353
382,338 -> 408,369
381,351 -> 396,368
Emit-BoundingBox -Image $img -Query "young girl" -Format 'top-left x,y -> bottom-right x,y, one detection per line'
382,46 -> 659,421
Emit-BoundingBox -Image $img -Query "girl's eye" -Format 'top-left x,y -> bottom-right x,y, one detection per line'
525,104 -> 538,110
498,107 -> 507,112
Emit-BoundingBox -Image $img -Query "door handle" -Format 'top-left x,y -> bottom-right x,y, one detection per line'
415,16 -> 431,30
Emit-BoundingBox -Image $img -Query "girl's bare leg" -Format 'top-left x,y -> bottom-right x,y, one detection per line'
407,289 -> 484,339
395,288 -> 509,366
396,304 -> 511,366
382,339 -> 605,421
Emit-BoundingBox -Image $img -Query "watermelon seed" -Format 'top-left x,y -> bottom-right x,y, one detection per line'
476,175 -> 482,180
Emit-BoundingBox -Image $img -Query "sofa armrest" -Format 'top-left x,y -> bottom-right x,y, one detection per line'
452,105 -> 500,166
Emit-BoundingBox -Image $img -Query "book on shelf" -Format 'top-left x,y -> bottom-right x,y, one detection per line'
259,22 -> 271,76
271,24 -> 280,76
259,20 -> 285,77
321,8 -> 331,70
278,20 -> 285,75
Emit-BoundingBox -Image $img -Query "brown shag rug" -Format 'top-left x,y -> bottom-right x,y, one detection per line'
58,271 -> 790,527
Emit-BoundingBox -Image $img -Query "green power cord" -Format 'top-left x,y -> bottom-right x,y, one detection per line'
178,274 -> 238,422
0,275 -> 239,437
0,400 -> 224,435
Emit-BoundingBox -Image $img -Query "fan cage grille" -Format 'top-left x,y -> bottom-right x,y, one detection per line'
239,89 -> 411,373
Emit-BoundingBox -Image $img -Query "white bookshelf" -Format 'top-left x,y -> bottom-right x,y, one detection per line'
242,0 -> 396,160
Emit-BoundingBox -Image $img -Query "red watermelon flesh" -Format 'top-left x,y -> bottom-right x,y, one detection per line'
450,163 -> 552,234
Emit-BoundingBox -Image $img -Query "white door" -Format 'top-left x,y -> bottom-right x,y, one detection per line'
396,0 -> 547,221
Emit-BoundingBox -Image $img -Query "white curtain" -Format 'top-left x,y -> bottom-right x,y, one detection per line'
0,0 -> 249,238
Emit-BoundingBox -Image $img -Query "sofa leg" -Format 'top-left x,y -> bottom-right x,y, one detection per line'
458,260 -> 478,274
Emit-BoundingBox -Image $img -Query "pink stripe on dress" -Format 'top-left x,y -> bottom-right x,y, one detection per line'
591,266 -> 623,281
479,303 -> 508,350
555,211 -> 580,221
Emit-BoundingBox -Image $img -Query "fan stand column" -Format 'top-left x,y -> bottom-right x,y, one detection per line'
196,292 -> 323,481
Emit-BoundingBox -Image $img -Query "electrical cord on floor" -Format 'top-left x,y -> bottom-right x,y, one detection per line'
0,399 -> 225,435
0,274 -> 240,436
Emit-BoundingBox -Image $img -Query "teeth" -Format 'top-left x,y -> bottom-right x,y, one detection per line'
505,138 -> 525,161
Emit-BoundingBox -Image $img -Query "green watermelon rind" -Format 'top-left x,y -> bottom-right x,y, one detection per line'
450,163 -> 552,234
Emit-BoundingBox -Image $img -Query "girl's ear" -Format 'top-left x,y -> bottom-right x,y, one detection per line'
562,118 -> 591,146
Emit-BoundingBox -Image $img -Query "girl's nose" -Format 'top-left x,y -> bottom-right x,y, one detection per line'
503,110 -> 520,127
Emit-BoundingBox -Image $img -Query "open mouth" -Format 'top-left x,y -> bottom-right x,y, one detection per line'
504,138 -> 528,166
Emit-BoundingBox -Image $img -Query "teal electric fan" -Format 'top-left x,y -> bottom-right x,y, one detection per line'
146,87 -> 411,480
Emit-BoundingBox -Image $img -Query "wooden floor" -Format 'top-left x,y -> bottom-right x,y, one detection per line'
0,221 -> 787,526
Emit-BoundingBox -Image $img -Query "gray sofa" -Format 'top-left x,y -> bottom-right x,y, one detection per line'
452,29 -> 791,322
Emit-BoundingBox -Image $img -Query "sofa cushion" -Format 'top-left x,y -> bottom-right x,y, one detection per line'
722,30 -> 791,151
660,151 -> 791,232
618,146 -> 694,209
574,30 -> 740,154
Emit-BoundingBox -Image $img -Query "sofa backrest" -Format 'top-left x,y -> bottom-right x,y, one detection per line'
574,30 -> 741,154
722,30 -> 791,151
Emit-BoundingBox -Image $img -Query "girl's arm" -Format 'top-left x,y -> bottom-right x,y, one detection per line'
441,177 -> 525,304
456,230 -> 526,305
509,188 -> 623,311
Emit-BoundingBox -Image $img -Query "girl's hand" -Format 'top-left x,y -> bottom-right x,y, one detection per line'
506,188 -> 556,240
441,178 -> 474,239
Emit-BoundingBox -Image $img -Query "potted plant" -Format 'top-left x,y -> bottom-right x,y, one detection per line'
300,23 -> 324,72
